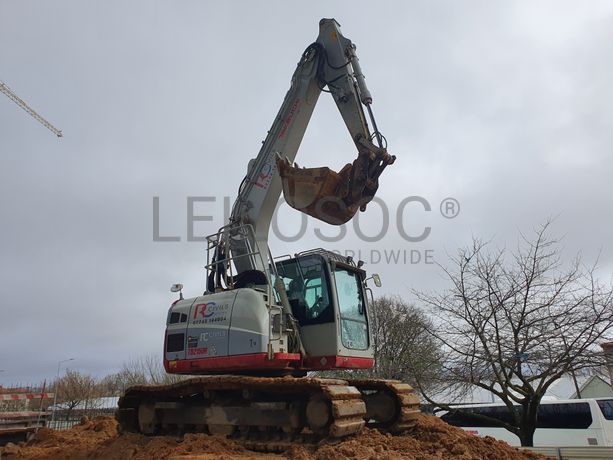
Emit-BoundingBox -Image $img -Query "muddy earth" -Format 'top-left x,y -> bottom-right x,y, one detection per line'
0,415 -> 548,460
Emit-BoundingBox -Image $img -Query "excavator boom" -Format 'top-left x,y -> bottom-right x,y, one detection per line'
275,19 -> 396,225
230,18 -> 395,259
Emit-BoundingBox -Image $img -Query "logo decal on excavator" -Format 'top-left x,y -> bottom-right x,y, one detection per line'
193,302 -> 215,319
278,97 -> 300,139
192,302 -> 230,324
254,162 -> 274,190
200,330 -> 226,341
187,347 -> 209,356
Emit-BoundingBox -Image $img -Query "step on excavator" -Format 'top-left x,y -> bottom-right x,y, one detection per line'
117,18 -> 420,450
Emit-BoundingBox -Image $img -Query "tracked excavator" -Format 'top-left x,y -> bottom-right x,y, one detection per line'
117,18 -> 420,449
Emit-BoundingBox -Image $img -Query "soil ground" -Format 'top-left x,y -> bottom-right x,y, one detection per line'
0,415 -> 549,460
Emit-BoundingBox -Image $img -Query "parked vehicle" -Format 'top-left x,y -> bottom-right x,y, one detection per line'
439,398 -> 613,446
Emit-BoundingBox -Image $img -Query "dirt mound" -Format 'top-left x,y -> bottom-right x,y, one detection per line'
286,415 -> 545,460
0,416 -> 119,460
0,415 -> 547,460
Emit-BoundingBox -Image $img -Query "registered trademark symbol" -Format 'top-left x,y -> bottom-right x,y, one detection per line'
440,197 -> 460,219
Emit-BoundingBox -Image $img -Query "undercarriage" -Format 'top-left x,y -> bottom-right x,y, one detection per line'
116,376 -> 420,450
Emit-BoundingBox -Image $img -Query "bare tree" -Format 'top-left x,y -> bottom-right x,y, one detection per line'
54,370 -> 100,418
370,296 -> 442,391
97,373 -> 126,397
416,222 -> 613,446
316,297 -> 442,391
99,354 -> 186,396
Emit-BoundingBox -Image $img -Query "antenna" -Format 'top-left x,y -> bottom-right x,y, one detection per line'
0,80 -> 63,137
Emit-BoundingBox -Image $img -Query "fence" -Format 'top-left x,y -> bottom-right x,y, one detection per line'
47,408 -> 116,430
0,387 -> 53,445
0,383 -> 119,434
521,446 -> 613,459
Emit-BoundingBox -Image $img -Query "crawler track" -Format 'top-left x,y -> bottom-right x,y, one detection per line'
117,376 -> 365,445
116,376 -> 420,450
349,379 -> 421,433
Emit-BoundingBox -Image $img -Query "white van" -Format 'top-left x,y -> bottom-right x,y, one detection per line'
439,398 -> 613,446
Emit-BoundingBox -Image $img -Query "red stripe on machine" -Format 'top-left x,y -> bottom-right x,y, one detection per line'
302,355 -> 374,370
165,353 -> 301,373
0,393 -> 54,401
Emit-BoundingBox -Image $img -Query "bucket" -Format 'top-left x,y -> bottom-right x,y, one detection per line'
277,158 -> 372,225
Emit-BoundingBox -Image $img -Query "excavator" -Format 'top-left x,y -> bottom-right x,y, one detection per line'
117,18 -> 420,448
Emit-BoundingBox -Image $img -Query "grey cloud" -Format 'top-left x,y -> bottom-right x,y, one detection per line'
1,0 -> 612,383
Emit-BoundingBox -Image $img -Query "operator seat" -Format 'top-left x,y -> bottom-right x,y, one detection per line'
287,278 -> 307,324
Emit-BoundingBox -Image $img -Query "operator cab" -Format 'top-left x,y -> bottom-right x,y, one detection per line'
274,250 -> 371,362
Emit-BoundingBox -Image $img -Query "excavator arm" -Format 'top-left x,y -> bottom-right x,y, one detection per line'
211,18 -> 394,286
276,20 -> 395,226
231,18 -> 394,241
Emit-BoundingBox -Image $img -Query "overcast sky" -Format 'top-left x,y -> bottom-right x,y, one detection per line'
1,1 -> 612,385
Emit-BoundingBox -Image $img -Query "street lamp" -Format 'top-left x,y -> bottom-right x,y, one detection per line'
50,358 -> 75,425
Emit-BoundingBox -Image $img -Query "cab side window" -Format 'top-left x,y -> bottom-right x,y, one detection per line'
169,312 -> 181,324
168,311 -> 188,324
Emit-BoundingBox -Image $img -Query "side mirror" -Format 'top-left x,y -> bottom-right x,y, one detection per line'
372,274 -> 382,288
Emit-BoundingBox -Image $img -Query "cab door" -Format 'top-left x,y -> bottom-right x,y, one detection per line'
331,264 -> 370,352
276,254 -> 338,357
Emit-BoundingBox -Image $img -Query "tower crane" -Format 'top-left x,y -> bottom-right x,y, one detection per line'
0,79 -> 63,137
